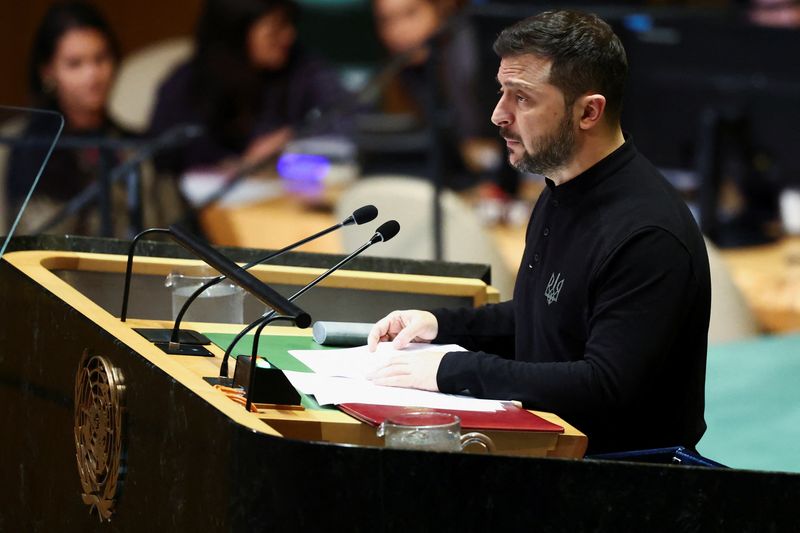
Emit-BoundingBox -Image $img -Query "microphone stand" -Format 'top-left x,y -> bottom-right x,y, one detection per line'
120,223 -> 311,355
220,220 -> 399,376
121,205 -> 376,345
244,314 -> 293,411
220,237 -> 378,376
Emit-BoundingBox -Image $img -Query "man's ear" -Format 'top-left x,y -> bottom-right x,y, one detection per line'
575,94 -> 606,130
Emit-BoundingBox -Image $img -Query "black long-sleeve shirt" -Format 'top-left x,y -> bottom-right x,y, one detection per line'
432,139 -> 711,454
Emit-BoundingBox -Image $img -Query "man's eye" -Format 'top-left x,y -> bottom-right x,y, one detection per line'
516,95 -> 528,103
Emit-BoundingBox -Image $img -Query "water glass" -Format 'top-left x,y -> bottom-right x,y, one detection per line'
377,411 -> 495,453
165,271 -> 244,324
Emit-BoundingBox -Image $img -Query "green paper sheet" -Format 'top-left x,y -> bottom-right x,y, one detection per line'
205,333 -> 336,410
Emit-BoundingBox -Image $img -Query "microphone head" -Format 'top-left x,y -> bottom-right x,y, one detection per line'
371,220 -> 400,243
344,204 -> 378,226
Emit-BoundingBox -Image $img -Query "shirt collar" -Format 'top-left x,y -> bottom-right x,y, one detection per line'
544,135 -> 636,203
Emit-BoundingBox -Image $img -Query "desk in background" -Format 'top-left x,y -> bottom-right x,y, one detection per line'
720,237 -> 800,333
202,195 -> 344,254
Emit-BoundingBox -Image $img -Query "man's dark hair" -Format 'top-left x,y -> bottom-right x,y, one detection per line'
493,10 -> 628,122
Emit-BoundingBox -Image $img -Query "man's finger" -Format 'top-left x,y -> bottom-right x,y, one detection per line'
367,315 -> 393,351
367,327 -> 382,352
390,324 -> 418,350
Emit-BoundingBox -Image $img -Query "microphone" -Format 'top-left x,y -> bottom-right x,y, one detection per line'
122,204 -> 378,346
167,223 -> 311,329
159,223 -> 311,355
120,223 -> 312,355
369,219 -> 400,243
221,219 -> 401,377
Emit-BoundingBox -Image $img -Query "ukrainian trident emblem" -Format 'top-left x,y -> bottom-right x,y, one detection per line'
544,273 -> 564,305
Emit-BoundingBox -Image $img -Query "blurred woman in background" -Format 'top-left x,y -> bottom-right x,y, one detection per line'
370,0 -> 510,194
149,0 -> 348,176
6,1 -> 128,235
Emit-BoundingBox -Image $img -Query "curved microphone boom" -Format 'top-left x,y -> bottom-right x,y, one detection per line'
221,219 -> 401,377
161,205 -> 378,343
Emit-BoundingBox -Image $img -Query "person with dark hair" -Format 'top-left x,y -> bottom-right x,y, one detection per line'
366,10 -> 711,454
148,0 -> 348,176
369,0 -> 504,192
6,1 -> 128,234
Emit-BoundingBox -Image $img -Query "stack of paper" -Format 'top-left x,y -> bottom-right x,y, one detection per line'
286,343 -> 506,412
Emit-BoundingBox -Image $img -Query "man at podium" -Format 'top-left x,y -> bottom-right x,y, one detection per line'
367,10 -> 711,455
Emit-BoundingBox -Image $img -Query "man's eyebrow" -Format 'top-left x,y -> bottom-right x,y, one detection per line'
496,78 -> 535,91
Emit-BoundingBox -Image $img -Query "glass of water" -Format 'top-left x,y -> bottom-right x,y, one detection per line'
377,411 -> 495,453
165,271 -> 244,324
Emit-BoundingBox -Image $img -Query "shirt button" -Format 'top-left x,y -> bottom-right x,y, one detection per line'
527,264 -> 534,269
533,253 -> 540,262
552,199 -> 559,207
543,227 -> 550,237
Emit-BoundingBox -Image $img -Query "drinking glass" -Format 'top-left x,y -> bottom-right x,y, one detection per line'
377,411 -> 495,453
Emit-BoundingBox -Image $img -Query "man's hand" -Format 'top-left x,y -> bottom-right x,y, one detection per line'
367,310 -> 439,352
367,351 -> 446,392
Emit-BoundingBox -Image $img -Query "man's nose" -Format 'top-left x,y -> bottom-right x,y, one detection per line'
491,97 -> 512,127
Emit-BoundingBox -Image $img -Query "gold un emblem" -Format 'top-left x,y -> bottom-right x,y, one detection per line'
74,351 -> 125,521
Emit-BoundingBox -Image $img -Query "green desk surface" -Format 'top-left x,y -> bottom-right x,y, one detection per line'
698,333 -> 800,473
205,333 -> 335,410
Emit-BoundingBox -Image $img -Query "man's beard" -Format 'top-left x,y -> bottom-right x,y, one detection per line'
501,111 -> 576,176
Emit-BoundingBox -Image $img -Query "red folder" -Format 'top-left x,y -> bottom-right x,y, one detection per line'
338,402 -> 564,433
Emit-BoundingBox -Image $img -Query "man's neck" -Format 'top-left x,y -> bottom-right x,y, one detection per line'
548,127 -> 625,186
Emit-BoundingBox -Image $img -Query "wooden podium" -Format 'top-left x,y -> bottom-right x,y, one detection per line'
1,236 -> 797,531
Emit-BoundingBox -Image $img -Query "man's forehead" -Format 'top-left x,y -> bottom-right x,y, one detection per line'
496,54 -> 552,87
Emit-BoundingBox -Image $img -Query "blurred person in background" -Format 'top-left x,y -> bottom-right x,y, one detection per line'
749,0 -> 800,27
148,0 -> 348,177
6,1 -> 130,235
370,0 -> 512,196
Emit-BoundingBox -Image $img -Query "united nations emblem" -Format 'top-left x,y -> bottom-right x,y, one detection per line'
74,351 -> 125,521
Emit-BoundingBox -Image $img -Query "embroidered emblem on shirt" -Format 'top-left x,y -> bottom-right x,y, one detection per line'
544,273 -> 565,305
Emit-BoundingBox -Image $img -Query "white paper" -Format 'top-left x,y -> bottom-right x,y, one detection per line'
285,342 -> 504,411
289,342 -> 466,380
179,170 -> 284,207
283,371 -> 504,412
